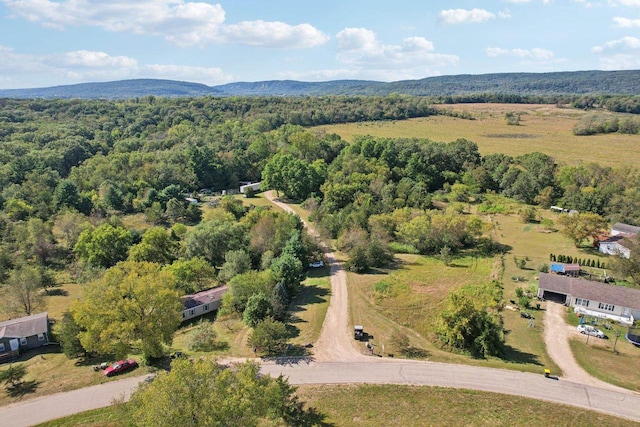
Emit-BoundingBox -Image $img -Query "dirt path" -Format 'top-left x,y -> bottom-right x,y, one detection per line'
264,191 -> 365,362
544,301 -> 626,391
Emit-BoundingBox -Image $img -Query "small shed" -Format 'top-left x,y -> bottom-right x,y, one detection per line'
550,263 -> 580,276
240,182 -> 261,194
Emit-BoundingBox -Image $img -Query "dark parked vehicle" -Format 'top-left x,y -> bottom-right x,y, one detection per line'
104,359 -> 138,377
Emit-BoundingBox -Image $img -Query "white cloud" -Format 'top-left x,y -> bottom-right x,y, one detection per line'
504,0 -> 553,3
591,37 -> 640,69
438,9 -> 495,24
2,0 -> 328,48
0,46 -> 233,88
597,54 -> 640,69
331,28 -> 457,81
485,46 -> 555,59
46,51 -> 138,68
222,21 -> 328,48
498,9 -> 513,18
613,16 -> 640,27
608,0 -> 640,6
592,36 -> 640,53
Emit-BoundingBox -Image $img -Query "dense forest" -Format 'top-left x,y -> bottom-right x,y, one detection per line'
2,70 -> 640,99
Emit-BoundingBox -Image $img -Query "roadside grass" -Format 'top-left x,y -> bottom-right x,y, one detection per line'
569,338 -> 640,392
311,103 -> 640,168
296,384 -> 639,427
34,405 -> 127,427
289,269 -> 331,346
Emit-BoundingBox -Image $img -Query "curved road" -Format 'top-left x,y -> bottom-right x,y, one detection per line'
2,192 -> 640,426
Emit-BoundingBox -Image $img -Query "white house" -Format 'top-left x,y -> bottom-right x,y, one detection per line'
538,273 -> 640,325
181,286 -> 228,322
598,222 -> 638,259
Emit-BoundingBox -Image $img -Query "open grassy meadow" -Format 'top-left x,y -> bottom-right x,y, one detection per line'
312,104 -> 640,168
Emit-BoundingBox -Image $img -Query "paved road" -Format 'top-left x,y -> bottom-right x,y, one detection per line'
0,374 -> 154,427
2,193 -> 640,425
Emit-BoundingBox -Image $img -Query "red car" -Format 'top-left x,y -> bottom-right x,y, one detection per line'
104,359 -> 138,377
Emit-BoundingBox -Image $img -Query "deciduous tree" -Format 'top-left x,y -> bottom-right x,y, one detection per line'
127,359 -> 317,426
72,261 -> 182,359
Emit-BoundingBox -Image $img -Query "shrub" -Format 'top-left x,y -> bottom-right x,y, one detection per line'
188,320 -> 225,352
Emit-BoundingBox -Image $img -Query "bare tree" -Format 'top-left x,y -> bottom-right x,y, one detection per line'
3,266 -> 44,316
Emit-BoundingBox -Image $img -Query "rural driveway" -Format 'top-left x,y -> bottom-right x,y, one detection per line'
3,194 -> 640,425
265,191 -> 366,362
544,300 -> 627,391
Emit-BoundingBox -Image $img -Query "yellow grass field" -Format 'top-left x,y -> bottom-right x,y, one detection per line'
313,104 -> 640,168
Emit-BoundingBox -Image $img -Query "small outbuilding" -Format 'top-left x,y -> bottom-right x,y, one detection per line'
550,263 -> 580,277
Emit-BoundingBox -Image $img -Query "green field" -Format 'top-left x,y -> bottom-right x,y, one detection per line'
313,104 -> 640,168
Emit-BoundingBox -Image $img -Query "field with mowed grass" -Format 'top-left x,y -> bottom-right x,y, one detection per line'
312,103 -> 640,168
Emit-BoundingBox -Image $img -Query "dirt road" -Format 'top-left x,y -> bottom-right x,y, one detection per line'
265,191 -> 365,362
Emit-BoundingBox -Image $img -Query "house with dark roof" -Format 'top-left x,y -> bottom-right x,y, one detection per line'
538,273 -> 640,325
0,312 -> 50,362
611,222 -> 640,236
181,286 -> 228,322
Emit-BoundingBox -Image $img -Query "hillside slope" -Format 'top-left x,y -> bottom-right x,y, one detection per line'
1,70 -> 639,99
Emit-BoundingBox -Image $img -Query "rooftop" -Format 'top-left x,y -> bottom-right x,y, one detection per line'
539,273 -> 640,310
0,312 -> 49,340
181,286 -> 228,310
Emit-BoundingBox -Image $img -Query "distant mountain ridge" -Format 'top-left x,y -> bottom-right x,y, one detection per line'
1,70 -> 639,99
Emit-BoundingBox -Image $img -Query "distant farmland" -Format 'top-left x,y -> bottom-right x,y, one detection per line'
312,104 -> 640,168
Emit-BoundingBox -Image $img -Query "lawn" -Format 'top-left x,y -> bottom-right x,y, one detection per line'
312,103 -> 640,169
289,268 -> 331,347
347,252 -> 559,373
36,384 -> 639,427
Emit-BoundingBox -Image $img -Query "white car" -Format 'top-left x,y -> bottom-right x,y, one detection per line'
577,324 -> 605,338
309,261 -> 324,268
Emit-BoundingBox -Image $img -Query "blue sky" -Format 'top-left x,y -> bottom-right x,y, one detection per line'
1,0 -> 640,89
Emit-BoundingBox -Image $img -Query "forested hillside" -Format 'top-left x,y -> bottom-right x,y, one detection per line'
2,69 -> 640,99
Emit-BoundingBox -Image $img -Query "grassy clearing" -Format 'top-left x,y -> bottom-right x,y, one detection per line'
347,252 -> 558,372
297,384 -> 637,427
312,104 -> 640,168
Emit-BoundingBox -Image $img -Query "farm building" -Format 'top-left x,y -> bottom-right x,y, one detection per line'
181,286 -> 228,322
0,312 -> 50,362
549,263 -> 580,276
538,273 -> 640,325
